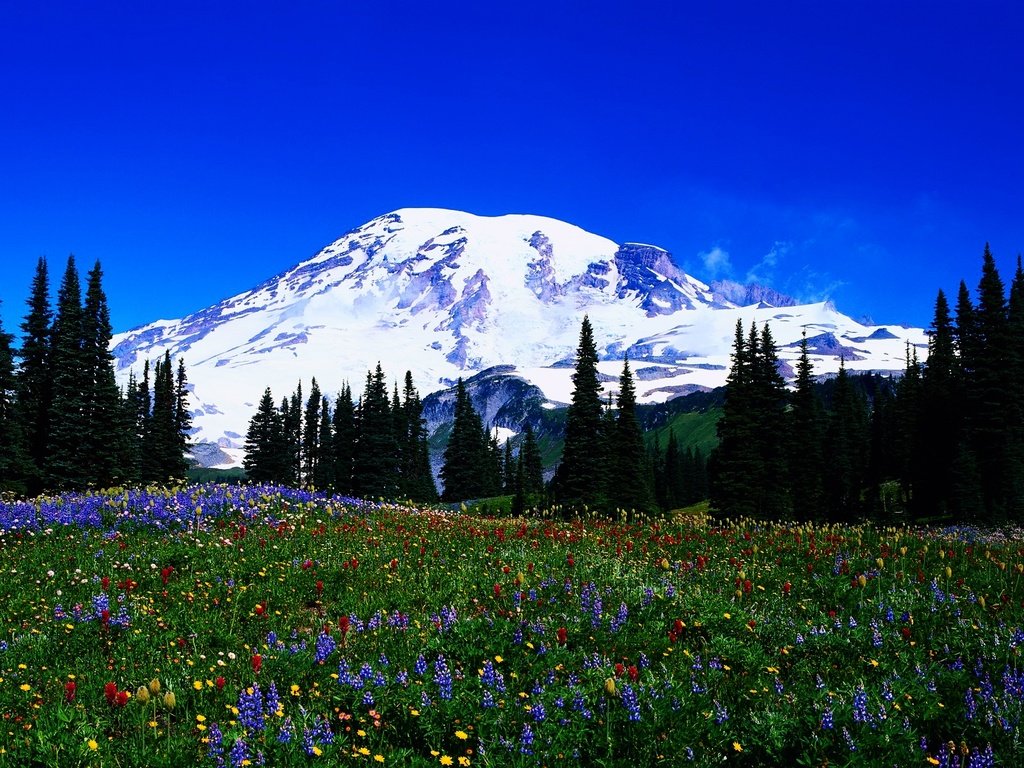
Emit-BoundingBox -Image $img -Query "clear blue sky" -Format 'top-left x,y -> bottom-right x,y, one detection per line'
1,1 -> 1022,335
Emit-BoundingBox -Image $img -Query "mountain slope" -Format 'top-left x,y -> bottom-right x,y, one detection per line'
110,208 -> 928,465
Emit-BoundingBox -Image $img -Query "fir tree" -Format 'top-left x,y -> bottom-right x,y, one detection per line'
0,303 -> 29,492
302,378 -> 323,486
823,362 -> 869,521
354,364 -> 397,498
440,378 -> 492,502
81,261 -> 125,487
244,388 -> 287,483
554,316 -> 608,513
787,332 -> 824,522
607,357 -> 656,516
46,256 -> 89,488
174,357 -> 193,477
313,397 -> 336,491
333,384 -> 356,496
16,256 -> 52,491
398,371 -> 437,502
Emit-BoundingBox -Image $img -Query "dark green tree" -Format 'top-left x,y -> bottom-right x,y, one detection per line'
313,396 -> 336,491
16,257 -> 52,491
80,261 -> 125,487
440,378 -> 492,502
554,316 -> 608,513
302,378 -> 323,486
398,371 -> 437,502
46,256 -> 89,489
787,332 -> 824,521
354,364 -> 397,498
244,388 -> 288,482
0,303 -> 29,492
607,357 -> 657,516
333,384 -> 356,496
823,362 -> 869,521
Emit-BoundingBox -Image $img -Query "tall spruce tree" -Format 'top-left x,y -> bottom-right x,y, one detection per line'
823,362 -> 869,521
398,371 -> 437,502
354,364 -> 397,498
333,384 -> 356,496
81,261 -> 124,487
313,397 -> 336,491
607,357 -> 656,515
174,358 -> 193,477
46,256 -> 89,488
302,378 -> 323,486
17,257 -> 52,491
0,303 -> 29,492
711,320 -> 762,517
787,332 -> 824,521
554,316 -> 608,513
440,378 -> 492,502
244,388 -> 287,482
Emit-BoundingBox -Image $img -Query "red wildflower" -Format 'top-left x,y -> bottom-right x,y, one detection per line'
64,681 -> 76,702
115,690 -> 129,707
301,559 -> 313,570
614,663 -> 625,678
556,627 -> 568,645
389,559 -> 398,571
252,654 -> 262,674
255,603 -> 265,617
628,665 -> 639,682
783,581 -> 792,595
493,583 -> 502,598
316,579 -> 324,596
216,676 -> 226,691
673,619 -> 684,634
902,627 -> 912,640
338,615 -> 350,635
101,576 -> 110,591
160,566 -> 173,586
104,682 -> 118,705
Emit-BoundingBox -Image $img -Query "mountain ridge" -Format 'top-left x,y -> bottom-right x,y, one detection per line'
110,208 -> 928,466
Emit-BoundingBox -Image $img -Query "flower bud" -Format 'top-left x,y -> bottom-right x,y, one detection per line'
148,679 -> 161,695
136,686 -> 150,704
163,691 -> 176,710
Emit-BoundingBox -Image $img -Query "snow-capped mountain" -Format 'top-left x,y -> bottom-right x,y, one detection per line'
111,208 -> 928,466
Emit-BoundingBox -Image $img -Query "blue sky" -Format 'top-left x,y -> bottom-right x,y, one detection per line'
1,1 -> 1022,335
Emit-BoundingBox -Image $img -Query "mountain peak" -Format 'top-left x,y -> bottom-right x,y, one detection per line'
110,208 -> 927,463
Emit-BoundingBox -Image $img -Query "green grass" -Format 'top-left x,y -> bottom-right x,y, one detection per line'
0,484 -> 1021,767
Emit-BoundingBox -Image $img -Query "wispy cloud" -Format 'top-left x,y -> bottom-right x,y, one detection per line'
745,240 -> 790,285
698,246 -> 732,278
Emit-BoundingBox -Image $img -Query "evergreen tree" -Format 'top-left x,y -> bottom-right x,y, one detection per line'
333,384 -> 356,496
440,378 -> 492,502
512,424 -> 546,515
502,441 -> 515,494
137,360 -> 159,482
607,357 -> 657,515
313,397 -> 336,491
661,429 -> 685,510
787,332 -> 824,521
80,261 -> 125,487
302,378 -> 323,486
972,246 -> 1011,519
353,364 -> 397,498
710,321 -> 762,517
147,353 -> 181,482
823,362 -> 869,521
46,256 -> 89,488
244,388 -> 287,482
0,303 -> 29,492
397,371 -> 437,502
174,357 -> 193,477
16,257 -> 52,491
554,316 -> 608,512
750,323 -> 790,517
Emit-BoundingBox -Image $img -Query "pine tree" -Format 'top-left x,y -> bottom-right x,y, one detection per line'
333,384 -> 356,496
46,255 -> 89,489
16,257 -> 52,492
554,316 -> 608,513
607,357 -> 656,516
244,388 -> 287,482
398,371 -> 437,502
147,353 -> 181,482
302,378 -> 323,486
80,261 -> 125,487
354,364 -> 397,498
711,320 -> 761,516
174,357 -> 193,477
751,323 -> 789,517
137,360 -> 158,482
972,245 -> 1010,520
0,303 -> 29,492
823,362 -> 869,521
313,397 -> 336,491
787,332 -> 824,522
440,378 -> 492,502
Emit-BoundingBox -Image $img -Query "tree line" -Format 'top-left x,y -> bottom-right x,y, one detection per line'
241,365 -> 546,509
710,245 -> 1024,525
0,256 -> 192,494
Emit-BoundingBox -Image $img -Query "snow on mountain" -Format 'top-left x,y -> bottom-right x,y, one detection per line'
110,208 -> 928,464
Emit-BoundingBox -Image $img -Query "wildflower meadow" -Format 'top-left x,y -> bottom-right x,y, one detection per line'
1,484 -> 1022,767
